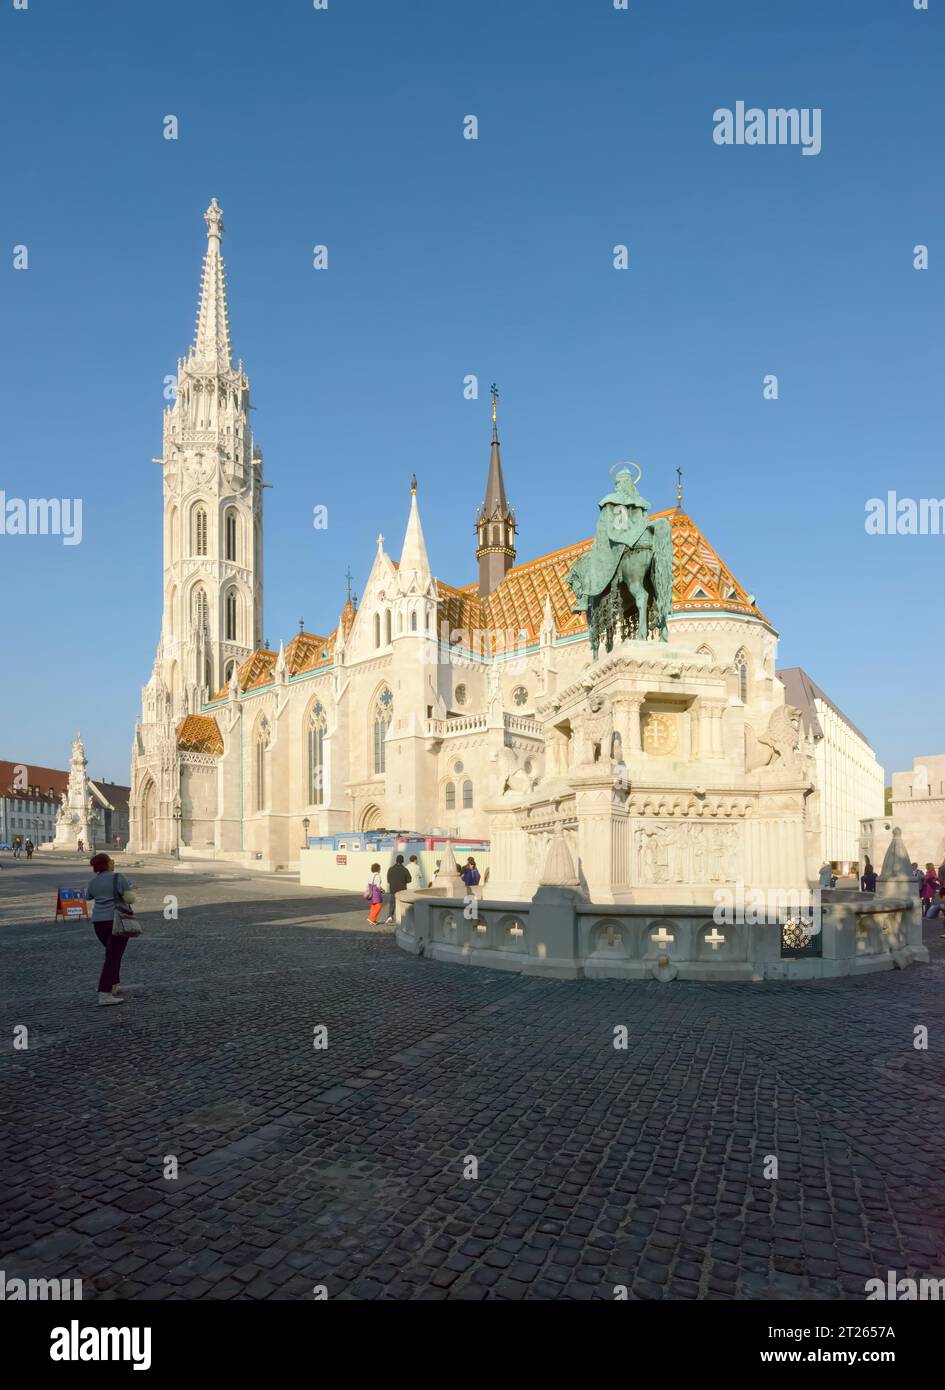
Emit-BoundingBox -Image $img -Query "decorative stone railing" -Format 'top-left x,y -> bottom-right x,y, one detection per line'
424,712 -> 543,739
394,890 -> 927,983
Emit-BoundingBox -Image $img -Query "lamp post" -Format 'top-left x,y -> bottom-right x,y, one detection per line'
173,798 -> 182,858
302,816 -> 310,851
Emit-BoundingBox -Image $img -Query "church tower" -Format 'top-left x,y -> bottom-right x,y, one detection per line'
157,198 -> 264,714
475,384 -> 516,596
128,200 -> 265,854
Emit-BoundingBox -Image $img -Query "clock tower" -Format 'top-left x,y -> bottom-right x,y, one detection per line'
154,198 -> 264,714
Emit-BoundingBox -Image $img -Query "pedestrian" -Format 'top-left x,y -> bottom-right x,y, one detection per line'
24,838 -> 34,861
12,841 -> 20,859
920,863 -> 938,917
385,854 -> 411,924
938,859 -> 945,896
462,857 -> 481,890
85,852 -> 137,1006
408,853 -> 425,888
911,862 -> 923,885
860,857 -> 877,892
817,861 -> 832,890
364,862 -> 384,924
77,839 -> 84,855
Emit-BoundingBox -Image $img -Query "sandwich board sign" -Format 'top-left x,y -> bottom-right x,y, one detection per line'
56,888 -> 88,921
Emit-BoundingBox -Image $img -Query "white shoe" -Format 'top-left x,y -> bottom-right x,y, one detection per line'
385,917 -> 393,924
98,992 -> 124,1006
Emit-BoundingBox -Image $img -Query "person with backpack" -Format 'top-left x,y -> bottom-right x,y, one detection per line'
85,852 -> 137,1006
385,854 -> 412,924
364,862 -> 384,924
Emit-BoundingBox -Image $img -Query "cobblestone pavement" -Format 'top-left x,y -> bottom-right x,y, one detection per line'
2,853 -> 944,1301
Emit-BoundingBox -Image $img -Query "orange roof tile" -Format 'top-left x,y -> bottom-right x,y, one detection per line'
177,714 -> 224,756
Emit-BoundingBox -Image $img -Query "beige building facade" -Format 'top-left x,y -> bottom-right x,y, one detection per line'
861,755 -> 945,871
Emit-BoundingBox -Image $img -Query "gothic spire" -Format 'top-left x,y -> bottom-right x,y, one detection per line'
476,384 -> 516,596
398,475 -> 432,590
190,199 -> 232,373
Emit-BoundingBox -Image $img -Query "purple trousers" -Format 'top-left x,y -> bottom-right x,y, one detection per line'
93,920 -> 128,993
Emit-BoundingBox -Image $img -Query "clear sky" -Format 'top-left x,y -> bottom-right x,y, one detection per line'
1,0 -> 942,784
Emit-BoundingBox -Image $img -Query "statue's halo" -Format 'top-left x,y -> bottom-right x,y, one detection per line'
610,461 -> 642,484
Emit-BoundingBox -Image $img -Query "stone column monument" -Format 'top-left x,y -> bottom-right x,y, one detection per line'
52,733 -> 97,853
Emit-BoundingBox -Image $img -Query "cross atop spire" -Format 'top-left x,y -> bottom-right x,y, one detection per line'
490,382 -> 499,441
676,467 -> 683,510
190,199 -> 233,373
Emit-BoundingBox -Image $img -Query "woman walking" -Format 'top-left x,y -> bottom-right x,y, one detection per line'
365,862 -> 384,924
85,852 -> 136,1006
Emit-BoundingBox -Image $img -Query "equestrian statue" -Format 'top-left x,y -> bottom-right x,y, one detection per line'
566,464 -> 673,659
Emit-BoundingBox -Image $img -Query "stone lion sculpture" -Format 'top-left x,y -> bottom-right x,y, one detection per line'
746,705 -> 804,772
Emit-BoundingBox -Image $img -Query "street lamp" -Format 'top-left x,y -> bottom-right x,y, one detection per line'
173,798 -> 182,859
302,816 -> 310,851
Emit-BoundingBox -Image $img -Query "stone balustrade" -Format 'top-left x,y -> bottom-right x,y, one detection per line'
396,889 -> 927,982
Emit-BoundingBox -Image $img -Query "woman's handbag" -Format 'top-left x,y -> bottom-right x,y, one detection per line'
111,872 -> 143,938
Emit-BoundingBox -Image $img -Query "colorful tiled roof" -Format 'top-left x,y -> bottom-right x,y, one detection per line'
196,506 -> 767,740
437,509 -> 767,646
177,715 -> 224,756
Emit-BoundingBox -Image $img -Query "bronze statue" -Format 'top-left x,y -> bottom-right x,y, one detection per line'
567,465 -> 673,659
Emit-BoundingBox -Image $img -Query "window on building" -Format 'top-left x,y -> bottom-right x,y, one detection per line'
734,649 -> 749,703
462,779 -> 473,809
192,586 -> 208,631
193,506 -> 208,556
255,731 -> 268,811
373,687 -> 393,775
225,509 -> 237,562
445,782 -> 456,811
410,611 -> 417,632
308,701 -> 327,806
373,613 -> 380,648
384,610 -> 392,645
225,590 -> 238,642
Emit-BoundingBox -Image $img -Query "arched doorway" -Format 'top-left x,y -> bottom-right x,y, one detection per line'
359,803 -> 382,833
140,778 -> 156,852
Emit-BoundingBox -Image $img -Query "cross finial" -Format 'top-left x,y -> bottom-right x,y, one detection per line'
410,473 -> 417,495
299,617 -> 305,634
345,566 -> 354,601
675,467 -> 683,510
490,382 -> 498,426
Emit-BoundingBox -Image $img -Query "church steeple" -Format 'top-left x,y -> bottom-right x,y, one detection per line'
476,383 -> 516,596
190,199 -> 232,374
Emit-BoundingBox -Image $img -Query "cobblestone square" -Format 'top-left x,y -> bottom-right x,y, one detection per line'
2,854 -> 944,1301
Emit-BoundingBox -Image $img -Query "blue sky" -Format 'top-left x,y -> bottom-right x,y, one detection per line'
1,0 -> 942,783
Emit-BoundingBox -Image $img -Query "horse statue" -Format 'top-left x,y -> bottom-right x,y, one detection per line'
566,465 -> 673,659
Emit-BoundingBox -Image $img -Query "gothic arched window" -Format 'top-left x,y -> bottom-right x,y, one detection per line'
410,611 -> 417,632
384,610 -> 392,645
224,508 -> 238,562
373,613 -> 380,648
445,782 -> 456,811
734,649 -> 749,704
192,586 -> 208,632
254,722 -> 269,812
193,506 -> 208,557
462,779 -> 473,810
308,701 -> 327,806
225,590 -> 238,642
372,687 -> 393,775
204,659 -> 213,691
